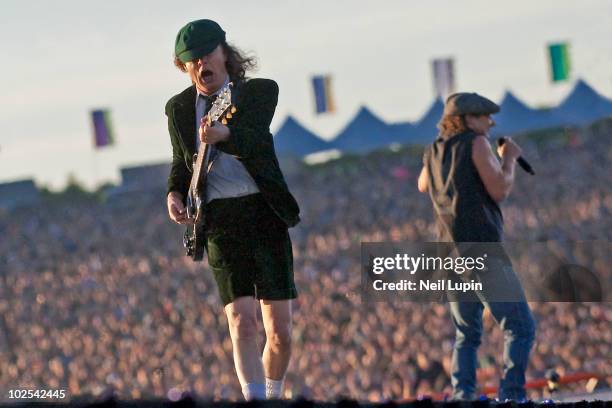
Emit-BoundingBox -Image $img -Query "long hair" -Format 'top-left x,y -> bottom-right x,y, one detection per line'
437,114 -> 468,139
173,41 -> 257,83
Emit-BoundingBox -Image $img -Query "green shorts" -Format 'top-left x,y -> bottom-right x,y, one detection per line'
204,193 -> 298,306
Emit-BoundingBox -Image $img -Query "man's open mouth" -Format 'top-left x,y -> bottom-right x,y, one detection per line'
201,69 -> 214,83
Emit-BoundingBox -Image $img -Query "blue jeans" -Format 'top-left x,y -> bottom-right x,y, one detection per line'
448,262 -> 536,400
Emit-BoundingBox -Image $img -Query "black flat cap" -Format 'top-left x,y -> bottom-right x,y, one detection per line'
443,92 -> 500,116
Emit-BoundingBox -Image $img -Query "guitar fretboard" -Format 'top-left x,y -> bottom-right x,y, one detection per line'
189,84 -> 233,196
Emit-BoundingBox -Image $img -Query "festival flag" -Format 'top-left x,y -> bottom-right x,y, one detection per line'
91,109 -> 116,148
548,42 -> 571,82
312,75 -> 336,114
432,58 -> 455,99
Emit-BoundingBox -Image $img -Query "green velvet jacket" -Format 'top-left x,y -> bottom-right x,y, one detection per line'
165,78 -> 300,228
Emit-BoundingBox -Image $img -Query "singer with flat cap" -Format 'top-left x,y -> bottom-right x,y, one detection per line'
165,19 -> 300,400
417,92 -> 536,400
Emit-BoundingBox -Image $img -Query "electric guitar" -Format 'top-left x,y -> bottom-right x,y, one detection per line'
183,82 -> 237,261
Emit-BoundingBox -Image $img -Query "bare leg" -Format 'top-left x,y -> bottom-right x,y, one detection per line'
260,299 -> 292,381
224,297 -> 265,389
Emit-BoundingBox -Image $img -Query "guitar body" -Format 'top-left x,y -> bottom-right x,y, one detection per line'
183,166 -> 207,261
182,83 -> 237,261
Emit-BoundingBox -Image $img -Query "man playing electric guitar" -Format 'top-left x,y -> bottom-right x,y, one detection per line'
165,19 -> 300,400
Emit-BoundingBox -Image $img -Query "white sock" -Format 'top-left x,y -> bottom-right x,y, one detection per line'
242,383 -> 266,400
265,378 -> 284,399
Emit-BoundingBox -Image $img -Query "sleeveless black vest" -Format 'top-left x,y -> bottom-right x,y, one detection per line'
424,131 -> 504,242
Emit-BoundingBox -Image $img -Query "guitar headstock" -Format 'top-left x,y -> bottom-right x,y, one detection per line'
208,82 -> 237,125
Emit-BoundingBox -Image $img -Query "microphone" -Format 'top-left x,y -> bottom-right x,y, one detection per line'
497,137 -> 535,175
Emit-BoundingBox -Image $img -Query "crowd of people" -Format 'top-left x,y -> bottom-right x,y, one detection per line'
0,123 -> 610,401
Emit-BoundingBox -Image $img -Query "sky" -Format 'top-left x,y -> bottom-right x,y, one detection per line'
1,0 -> 611,189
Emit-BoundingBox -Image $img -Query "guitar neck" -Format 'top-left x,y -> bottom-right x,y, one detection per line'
189,84 -> 233,194
190,109 -> 222,192
191,139 -> 209,193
